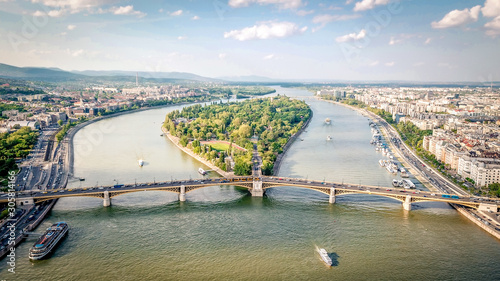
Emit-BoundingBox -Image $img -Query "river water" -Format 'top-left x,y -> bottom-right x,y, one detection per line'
1,87 -> 499,280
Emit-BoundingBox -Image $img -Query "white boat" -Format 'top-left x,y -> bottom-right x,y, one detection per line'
392,179 -> 400,187
327,135 -> 332,141
402,179 -> 415,189
138,159 -> 144,167
317,247 -> 332,266
400,168 -> 409,178
379,159 -> 385,167
325,118 -> 331,125
198,168 -> 207,175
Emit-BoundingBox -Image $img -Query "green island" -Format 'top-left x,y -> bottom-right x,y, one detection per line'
163,96 -> 311,176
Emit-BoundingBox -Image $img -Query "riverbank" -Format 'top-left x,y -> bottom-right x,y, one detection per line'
162,128 -> 233,178
453,204 -> 500,240
321,98 -> 500,240
273,111 -> 313,175
65,101 -> 213,178
321,99 -> 437,191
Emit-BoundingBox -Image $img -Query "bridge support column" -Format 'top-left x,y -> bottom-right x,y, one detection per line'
251,180 -> 263,197
103,191 -> 111,207
16,197 -> 34,206
403,195 -> 411,211
329,187 -> 336,204
179,185 -> 186,202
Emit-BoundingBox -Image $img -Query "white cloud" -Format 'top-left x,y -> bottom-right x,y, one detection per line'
224,21 -> 307,41
177,36 -> 187,40
311,14 -> 360,32
296,9 -> 314,16
388,36 -> 402,45
228,0 -> 302,9
385,61 -> 395,66
482,0 -> 500,18
485,15 -> 500,36
263,54 -> 275,60
32,10 -> 45,17
335,29 -> 366,42
218,53 -> 227,59
48,9 -> 65,17
424,37 -> 432,44
67,24 -> 76,30
353,0 -> 390,12
192,15 -> 200,20
368,60 -> 379,66
31,0 -> 116,14
71,49 -> 84,57
431,5 -> 481,29
413,62 -> 425,66
111,5 -> 146,17
170,9 -> 183,16
312,14 -> 360,25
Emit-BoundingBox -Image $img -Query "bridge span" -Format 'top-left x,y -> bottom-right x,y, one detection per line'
5,176 -> 499,212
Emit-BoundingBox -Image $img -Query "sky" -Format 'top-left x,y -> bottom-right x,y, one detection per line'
0,0 -> 499,82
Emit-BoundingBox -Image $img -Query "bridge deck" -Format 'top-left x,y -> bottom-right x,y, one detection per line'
3,176 -> 499,209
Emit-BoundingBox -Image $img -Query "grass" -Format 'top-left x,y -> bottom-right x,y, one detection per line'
209,142 -> 230,152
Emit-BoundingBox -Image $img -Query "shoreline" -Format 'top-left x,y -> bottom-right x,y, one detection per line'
65,101 -> 209,178
162,127 -> 234,178
273,111 -> 313,175
321,98 -> 500,240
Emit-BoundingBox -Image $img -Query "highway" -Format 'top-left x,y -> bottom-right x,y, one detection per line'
0,124 -> 66,259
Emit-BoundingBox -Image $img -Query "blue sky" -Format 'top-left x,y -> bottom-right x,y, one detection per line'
0,0 -> 499,82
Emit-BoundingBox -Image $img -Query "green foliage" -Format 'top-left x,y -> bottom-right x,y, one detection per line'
0,87 -> 46,96
487,183 -> 500,198
165,96 -> 311,175
0,209 -> 9,220
0,102 -> 24,119
234,157 -> 251,176
179,136 -> 189,147
396,121 -> 432,150
0,126 -> 38,184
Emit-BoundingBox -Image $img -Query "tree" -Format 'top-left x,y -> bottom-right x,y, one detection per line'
57,120 -> 63,127
238,124 -> 252,139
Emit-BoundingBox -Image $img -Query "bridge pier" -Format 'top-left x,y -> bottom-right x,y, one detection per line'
251,180 -> 264,197
179,185 -> 186,202
103,190 -> 111,207
403,195 -> 411,211
329,187 -> 336,204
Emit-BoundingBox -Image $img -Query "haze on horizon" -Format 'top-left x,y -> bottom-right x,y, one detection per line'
0,0 -> 499,83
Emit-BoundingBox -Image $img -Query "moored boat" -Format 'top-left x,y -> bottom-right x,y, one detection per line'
138,159 -> 144,167
198,167 -> 207,175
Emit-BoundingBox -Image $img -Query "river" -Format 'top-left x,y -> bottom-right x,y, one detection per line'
1,86 -> 499,280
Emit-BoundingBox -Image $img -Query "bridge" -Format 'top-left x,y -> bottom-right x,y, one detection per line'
5,176 -> 499,212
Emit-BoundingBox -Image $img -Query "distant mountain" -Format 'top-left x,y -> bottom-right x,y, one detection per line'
72,70 -> 218,82
0,63 -> 83,81
216,75 -> 279,82
0,63 -> 219,83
